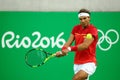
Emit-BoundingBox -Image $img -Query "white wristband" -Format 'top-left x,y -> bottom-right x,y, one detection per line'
67,47 -> 71,51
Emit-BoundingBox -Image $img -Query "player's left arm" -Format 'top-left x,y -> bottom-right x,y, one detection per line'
56,34 -> 95,55
67,34 -> 95,51
77,35 -> 94,51
77,27 -> 98,51
68,27 -> 98,52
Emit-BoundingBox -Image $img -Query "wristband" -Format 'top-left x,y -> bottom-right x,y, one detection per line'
67,47 -> 71,51
62,46 -> 67,50
68,46 -> 78,51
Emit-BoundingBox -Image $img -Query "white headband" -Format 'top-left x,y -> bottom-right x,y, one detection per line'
78,13 -> 90,18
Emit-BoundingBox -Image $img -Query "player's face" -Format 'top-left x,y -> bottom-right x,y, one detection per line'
79,16 -> 90,27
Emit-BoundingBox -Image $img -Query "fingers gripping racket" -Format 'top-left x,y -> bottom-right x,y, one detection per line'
25,48 -> 56,68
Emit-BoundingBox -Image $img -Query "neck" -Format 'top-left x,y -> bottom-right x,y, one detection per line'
82,23 -> 90,29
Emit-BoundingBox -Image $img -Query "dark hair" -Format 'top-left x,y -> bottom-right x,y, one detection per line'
78,8 -> 90,15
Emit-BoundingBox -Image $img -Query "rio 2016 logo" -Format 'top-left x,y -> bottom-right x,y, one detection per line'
1,29 -> 119,51
1,31 -> 65,48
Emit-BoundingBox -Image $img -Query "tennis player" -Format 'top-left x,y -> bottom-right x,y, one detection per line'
56,8 -> 98,80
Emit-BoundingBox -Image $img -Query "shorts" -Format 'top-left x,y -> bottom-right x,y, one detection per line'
73,62 -> 97,80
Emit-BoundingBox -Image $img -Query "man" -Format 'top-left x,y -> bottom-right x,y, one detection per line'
56,8 -> 98,80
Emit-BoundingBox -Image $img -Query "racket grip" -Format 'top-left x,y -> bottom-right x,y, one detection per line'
52,53 -> 57,56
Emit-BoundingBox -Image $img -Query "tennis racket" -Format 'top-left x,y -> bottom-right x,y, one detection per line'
25,48 -> 59,68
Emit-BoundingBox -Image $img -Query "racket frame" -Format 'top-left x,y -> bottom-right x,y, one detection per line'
25,48 -> 55,68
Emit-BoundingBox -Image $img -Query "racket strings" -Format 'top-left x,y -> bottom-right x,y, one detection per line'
25,48 -> 56,68
26,50 -> 46,67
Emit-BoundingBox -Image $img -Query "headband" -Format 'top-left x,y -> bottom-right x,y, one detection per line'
78,13 -> 90,18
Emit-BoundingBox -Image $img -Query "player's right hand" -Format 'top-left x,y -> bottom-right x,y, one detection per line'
55,51 -> 63,57
56,49 -> 69,57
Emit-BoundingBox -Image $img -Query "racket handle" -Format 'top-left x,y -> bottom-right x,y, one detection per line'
44,53 -> 56,63
52,53 -> 56,56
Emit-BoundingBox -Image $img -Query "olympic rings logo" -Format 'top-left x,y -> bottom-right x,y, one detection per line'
97,29 -> 119,51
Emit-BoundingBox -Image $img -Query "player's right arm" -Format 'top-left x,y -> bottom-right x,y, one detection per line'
63,34 -> 74,48
56,34 -> 74,57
